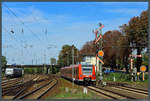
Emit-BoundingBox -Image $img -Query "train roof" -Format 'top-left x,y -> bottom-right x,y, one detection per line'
80,62 -> 93,65
61,63 -> 94,70
6,68 -> 23,70
61,64 -> 79,69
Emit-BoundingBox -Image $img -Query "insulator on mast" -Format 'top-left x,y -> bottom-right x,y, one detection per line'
10,25 -> 14,34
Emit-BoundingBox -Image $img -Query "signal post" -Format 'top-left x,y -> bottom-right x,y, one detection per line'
140,65 -> 147,81
129,54 -> 142,81
93,23 -> 104,84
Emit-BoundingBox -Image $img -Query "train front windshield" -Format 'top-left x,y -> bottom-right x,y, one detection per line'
82,65 -> 93,75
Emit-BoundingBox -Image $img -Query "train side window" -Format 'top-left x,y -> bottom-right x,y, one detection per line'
74,68 -> 76,75
71,68 -> 72,74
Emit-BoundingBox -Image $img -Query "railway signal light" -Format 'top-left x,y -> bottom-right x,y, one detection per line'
140,65 -> 147,72
140,65 -> 146,81
98,50 -> 104,57
140,65 -> 147,81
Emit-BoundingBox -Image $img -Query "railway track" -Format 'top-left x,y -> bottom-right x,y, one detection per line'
2,79 -> 23,88
2,77 -> 7,81
122,85 -> 148,93
1,75 -> 39,88
2,75 -> 50,99
88,85 -> 148,100
2,80 -> 34,99
16,79 -> 57,99
2,78 -> 20,84
111,86 -> 148,99
88,86 -> 133,99
2,76 -> 39,97
2,76 -> 36,88
2,79 -> 34,95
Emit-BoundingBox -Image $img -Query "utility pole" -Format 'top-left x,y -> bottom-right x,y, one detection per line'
77,51 -> 79,64
99,28 -> 103,81
36,58 -> 37,65
129,54 -> 142,81
67,54 -> 69,65
44,51 -> 46,74
66,52 -> 69,66
72,46 -> 74,87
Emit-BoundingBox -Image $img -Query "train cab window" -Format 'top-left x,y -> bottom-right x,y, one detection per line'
82,68 -> 92,71
82,65 -> 93,75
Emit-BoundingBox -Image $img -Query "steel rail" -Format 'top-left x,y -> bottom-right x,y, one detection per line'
122,85 -> 148,92
115,86 -> 148,95
87,86 -> 119,99
94,86 -> 135,99
17,79 -> 57,99
12,77 -> 50,99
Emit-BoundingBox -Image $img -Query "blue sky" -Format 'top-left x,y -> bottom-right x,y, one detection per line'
2,2 -> 148,65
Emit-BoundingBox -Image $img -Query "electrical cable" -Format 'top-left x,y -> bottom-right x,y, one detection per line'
4,4 -> 41,41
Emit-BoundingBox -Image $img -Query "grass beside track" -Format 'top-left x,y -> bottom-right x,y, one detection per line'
102,72 -> 148,88
103,72 -> 148,81
46,78 -> 101,99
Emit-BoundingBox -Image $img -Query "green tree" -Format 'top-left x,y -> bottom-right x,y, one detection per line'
37,68 -> 43,74
142,52 -> 148,66
52,66 -> 57,74
1,56 -> 7,71
57,44 -> 79,67
51,58 -> 56,65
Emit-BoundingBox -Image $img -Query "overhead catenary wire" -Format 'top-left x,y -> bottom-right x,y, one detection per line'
4,7 -> 32,51
4,4 -> 44,64
32,15 -> 49,65
3,27 -> 33,64
3,27 -> 21,44
3,27 -> 23,63
4,4 -> 41,41
32,16 -> 48,34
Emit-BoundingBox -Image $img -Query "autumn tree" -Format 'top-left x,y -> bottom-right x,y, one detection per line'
79,30 -> 131,71
103,30 -> 131,70
79,41 -> 97,60
120,10 -> 148,71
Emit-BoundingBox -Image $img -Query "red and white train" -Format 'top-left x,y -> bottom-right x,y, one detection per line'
60,63 -> 96,85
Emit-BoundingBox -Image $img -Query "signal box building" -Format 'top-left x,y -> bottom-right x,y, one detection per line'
82,55 -> 99,72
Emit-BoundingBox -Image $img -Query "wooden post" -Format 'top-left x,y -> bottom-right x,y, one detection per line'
142,72 -> 145,81
130,59 -> 133,71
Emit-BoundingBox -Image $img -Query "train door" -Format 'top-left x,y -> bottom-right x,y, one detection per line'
78,64 -> 83,81
92,65 -> 96,80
